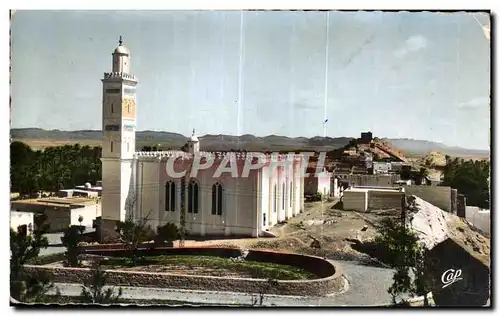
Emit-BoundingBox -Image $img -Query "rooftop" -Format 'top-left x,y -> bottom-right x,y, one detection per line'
11,197 -> 98,209
346,186 -> 404,193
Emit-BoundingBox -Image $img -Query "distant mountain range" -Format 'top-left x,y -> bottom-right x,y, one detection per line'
10,128 -> 490,158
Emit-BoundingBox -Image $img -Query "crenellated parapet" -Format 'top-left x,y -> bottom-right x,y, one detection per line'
133,150 -> 304,162
103,72 -> 137,81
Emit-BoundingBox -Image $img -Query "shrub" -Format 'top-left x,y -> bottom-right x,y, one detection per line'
156,223 -> 179,244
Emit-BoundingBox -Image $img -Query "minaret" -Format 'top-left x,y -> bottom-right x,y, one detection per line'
187,128 -> 200,154
100,36 -> 138,240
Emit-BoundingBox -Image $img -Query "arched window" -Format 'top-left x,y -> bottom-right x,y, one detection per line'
188,180 -> 199,214
212,182 -> 223,215
165,181 -> 176,212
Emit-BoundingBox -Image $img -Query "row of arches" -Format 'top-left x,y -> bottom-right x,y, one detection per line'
164,180 -> 223,216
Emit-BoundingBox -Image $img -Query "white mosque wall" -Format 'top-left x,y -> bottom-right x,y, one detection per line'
128,156 -> 305,238
138,159 -> 260,236
101,159 -> 122,222
260,166 -> 270,230
135,160 -> 161,229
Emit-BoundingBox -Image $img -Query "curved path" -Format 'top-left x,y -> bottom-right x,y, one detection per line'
49,259 -> 397,306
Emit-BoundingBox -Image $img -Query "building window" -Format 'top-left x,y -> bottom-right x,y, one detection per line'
289,181 -> 292,207
188,180 -> 199,214
111,103 -> 114,113
110,141 -> 113,153
126,141 -> 129,152
165,181 -> 176,212
273,184 -> 277,213
282,182 -> 285,210
211,182 -> 223,215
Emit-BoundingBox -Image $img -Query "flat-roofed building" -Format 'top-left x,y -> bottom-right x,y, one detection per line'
342,186 -> 405,212
10,197 -> 101,232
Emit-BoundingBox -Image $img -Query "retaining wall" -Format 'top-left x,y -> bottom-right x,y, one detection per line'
24,247 -> 344,297
404,186 -> 452,212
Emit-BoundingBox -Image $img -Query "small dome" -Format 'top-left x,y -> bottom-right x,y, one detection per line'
84,182 -> 92,189
114,45 -> 130,55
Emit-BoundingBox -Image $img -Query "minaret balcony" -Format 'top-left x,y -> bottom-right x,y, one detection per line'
103,72 -> 137,81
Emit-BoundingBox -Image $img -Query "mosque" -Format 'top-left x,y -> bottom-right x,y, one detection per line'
100,38 -> 328,239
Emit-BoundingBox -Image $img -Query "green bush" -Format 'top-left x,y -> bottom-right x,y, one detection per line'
156,222 -> 179,243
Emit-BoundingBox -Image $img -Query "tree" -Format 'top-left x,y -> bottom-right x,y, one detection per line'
442,157 -> 490,209
62,225 -> 83,267
115,212 -> 154,266
374,217 -> 433,306
10,217 -> 58,303
10,141 -> 103,196
80,258 -> 123,304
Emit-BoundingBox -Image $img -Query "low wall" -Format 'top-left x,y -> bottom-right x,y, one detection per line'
466,207 -> 490,235
24,247 -> 345,297
342,190 -> 368,212
71,204 -> 101,228
404,186 -> 452,212
367,191 -> 404,210
349,174 -> 401,187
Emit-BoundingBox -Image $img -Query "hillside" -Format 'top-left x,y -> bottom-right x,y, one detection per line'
10,128 -> 489,157
386,138 -> 489,158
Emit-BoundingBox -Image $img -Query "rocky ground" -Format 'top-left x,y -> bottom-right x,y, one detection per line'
176,200 -> 395,266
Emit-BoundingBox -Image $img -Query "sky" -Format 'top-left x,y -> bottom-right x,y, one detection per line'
11,10 -> 490,150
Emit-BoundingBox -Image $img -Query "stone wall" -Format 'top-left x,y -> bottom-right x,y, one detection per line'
42,209 -> 72,233
342,190 -> 368,212
349,174 -> 401,187
450,189 -> 457,215
404,186 -> 452,212
457,195 -> 466,218
25,248 -> 345,297
367,191 -> 404,210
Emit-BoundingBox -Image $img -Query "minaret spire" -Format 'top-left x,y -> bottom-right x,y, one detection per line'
119,35 -> 123,46
192,128 -> 196,136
